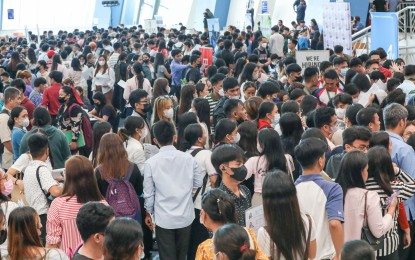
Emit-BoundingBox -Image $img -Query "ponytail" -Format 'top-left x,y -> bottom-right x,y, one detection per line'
240,247 -> 257,260
118,128 -> 129,142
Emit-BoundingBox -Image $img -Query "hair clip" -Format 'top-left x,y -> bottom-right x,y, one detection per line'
240,244 -> 248,252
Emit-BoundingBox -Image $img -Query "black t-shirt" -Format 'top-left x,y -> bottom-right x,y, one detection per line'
253,48 -> 269,64
98,105 -> 117,129
186,67 -> 201,83
72,253 -> 93,260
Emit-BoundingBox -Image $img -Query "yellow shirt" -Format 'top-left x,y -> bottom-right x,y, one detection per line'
195,227 -> 268,260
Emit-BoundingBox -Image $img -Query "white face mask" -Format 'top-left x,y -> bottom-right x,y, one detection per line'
261,43 -> 267,48
140,128 -> 148,139
163,108 -> 174,119
98,60 -> 105,66
353,98 -> 359,104
257,142 -> 263,153
252,73 -> 259,81
229,95 -> 240,100
80,61 -> 85,66
335,108 -> 346,119
271,113 -> 280,126
218,88 -> 225,97
166,86 -> 171,94
331,124 -> 339,134
231,132 -> 240,144
21,118 -> 30,128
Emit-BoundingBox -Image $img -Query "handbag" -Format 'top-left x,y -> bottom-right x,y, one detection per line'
11,171 -> 28,205
361,191 -> 385,250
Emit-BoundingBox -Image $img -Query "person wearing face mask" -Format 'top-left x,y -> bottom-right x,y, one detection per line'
206,73 -> 227,123
245,128 -> 293,206
129,89 -> 152,144
333,57 -> 349,88
8,106 -> 29,162
151,96 -> 175,126
57,86 -> 91,154
253,37 -> 271,74
88,92 -> 117,132
184,55 -> 202,85
315,106 -> 339,151
118,116 -> 147,174
284,63 -> 303,91
92,55 -> 115,103
224,99 -> 248,125
214,119 -> 240,146
0,169 -> 18,256
213,77 -> 241,127
211,144 -> 251,226
256,101 -> 280,130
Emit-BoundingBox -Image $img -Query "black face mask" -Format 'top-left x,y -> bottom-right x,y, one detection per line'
229,165 -> 248,181
58,97 -> 66,104
295,76 -> 303,83
142,103 -> 151,113
0,230 -> 7,245
94,103 -> 101,110
143,59 -> 149,63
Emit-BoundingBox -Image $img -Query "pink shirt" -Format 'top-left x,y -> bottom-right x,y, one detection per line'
46,196 -> 107,252
245,155 -> 294,193
343,188 -> 394,242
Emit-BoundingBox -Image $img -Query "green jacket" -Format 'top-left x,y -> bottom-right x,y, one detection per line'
19,125 -> 71,169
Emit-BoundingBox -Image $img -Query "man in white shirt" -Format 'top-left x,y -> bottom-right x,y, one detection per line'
143,120 -> 203,260
23,134 -> 63,244
108,42 -> 121,69
269,26 -> 285,57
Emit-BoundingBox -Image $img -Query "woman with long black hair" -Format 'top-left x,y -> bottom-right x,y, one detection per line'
245,128 -> 293,206
258,170 -> 316,260
124,63 -> 152,116
365,146 -> 415,258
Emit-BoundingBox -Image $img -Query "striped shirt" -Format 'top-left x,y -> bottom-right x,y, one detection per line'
46,196 -> 107,253
205,93 -> 219,133
365,169 -> 415,256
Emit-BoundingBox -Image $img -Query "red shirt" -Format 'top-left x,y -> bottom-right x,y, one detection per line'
380,66 -> 392,78
258,119 -> 272,130
41,83 -> 62,116
20,97 -> 36,131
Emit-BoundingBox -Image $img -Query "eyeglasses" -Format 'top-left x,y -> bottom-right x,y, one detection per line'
350,145 -> 369,152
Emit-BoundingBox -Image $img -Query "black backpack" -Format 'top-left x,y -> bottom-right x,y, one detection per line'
0,109 -> 10,154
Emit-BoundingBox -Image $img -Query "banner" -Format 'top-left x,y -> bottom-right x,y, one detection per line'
258,14 -> 272,39
322,3 -> 352,55
296,50 -> 331,70
371,12 -> 398,60
207,18 -> 220,48
261,0 -> 268,14
200,47 -> 213,75
144,19 -> 157,34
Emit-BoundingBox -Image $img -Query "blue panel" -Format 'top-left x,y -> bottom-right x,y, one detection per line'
214,0 -> 231,29
111,0 -> 125,26
121,0 -> 135,25
93,1 -> 111,28
371,12 -> 398,59
330,0 -> 370,24
0,0 -> 3,30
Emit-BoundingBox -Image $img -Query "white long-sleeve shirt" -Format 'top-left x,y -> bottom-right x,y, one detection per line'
92,67 -> 115,94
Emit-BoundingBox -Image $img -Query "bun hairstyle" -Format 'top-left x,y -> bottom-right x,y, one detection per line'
213,223 -> 256,260
201,189 -> 236,224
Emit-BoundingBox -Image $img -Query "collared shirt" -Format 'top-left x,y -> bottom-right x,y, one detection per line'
171,60 -> 188,86
143,145 -> 204,229
29,89 -> 43,107
387,131 -> 415,220
218,182 -> 251,226
398,79 -> 415,104
23,160 -> 57,215
295,173 -> 344,260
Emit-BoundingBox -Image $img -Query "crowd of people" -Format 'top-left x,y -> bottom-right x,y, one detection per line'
0,5 -> 414,259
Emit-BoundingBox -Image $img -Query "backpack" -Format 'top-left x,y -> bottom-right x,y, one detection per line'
0,109 -> 10,154
104,164 -> 141,223
114,61 -> 121,83
68,104 -> 93,149
191,148 -> 208,202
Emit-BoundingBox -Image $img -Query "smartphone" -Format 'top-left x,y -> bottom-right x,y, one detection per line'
383,190 -> 400,208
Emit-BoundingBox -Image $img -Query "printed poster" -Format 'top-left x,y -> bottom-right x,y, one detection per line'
322,3 -> 352,55
207,18 -> 220,48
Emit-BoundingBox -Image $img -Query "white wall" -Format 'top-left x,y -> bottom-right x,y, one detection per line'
187,0 -> 217,31
2,0 -> 96,32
